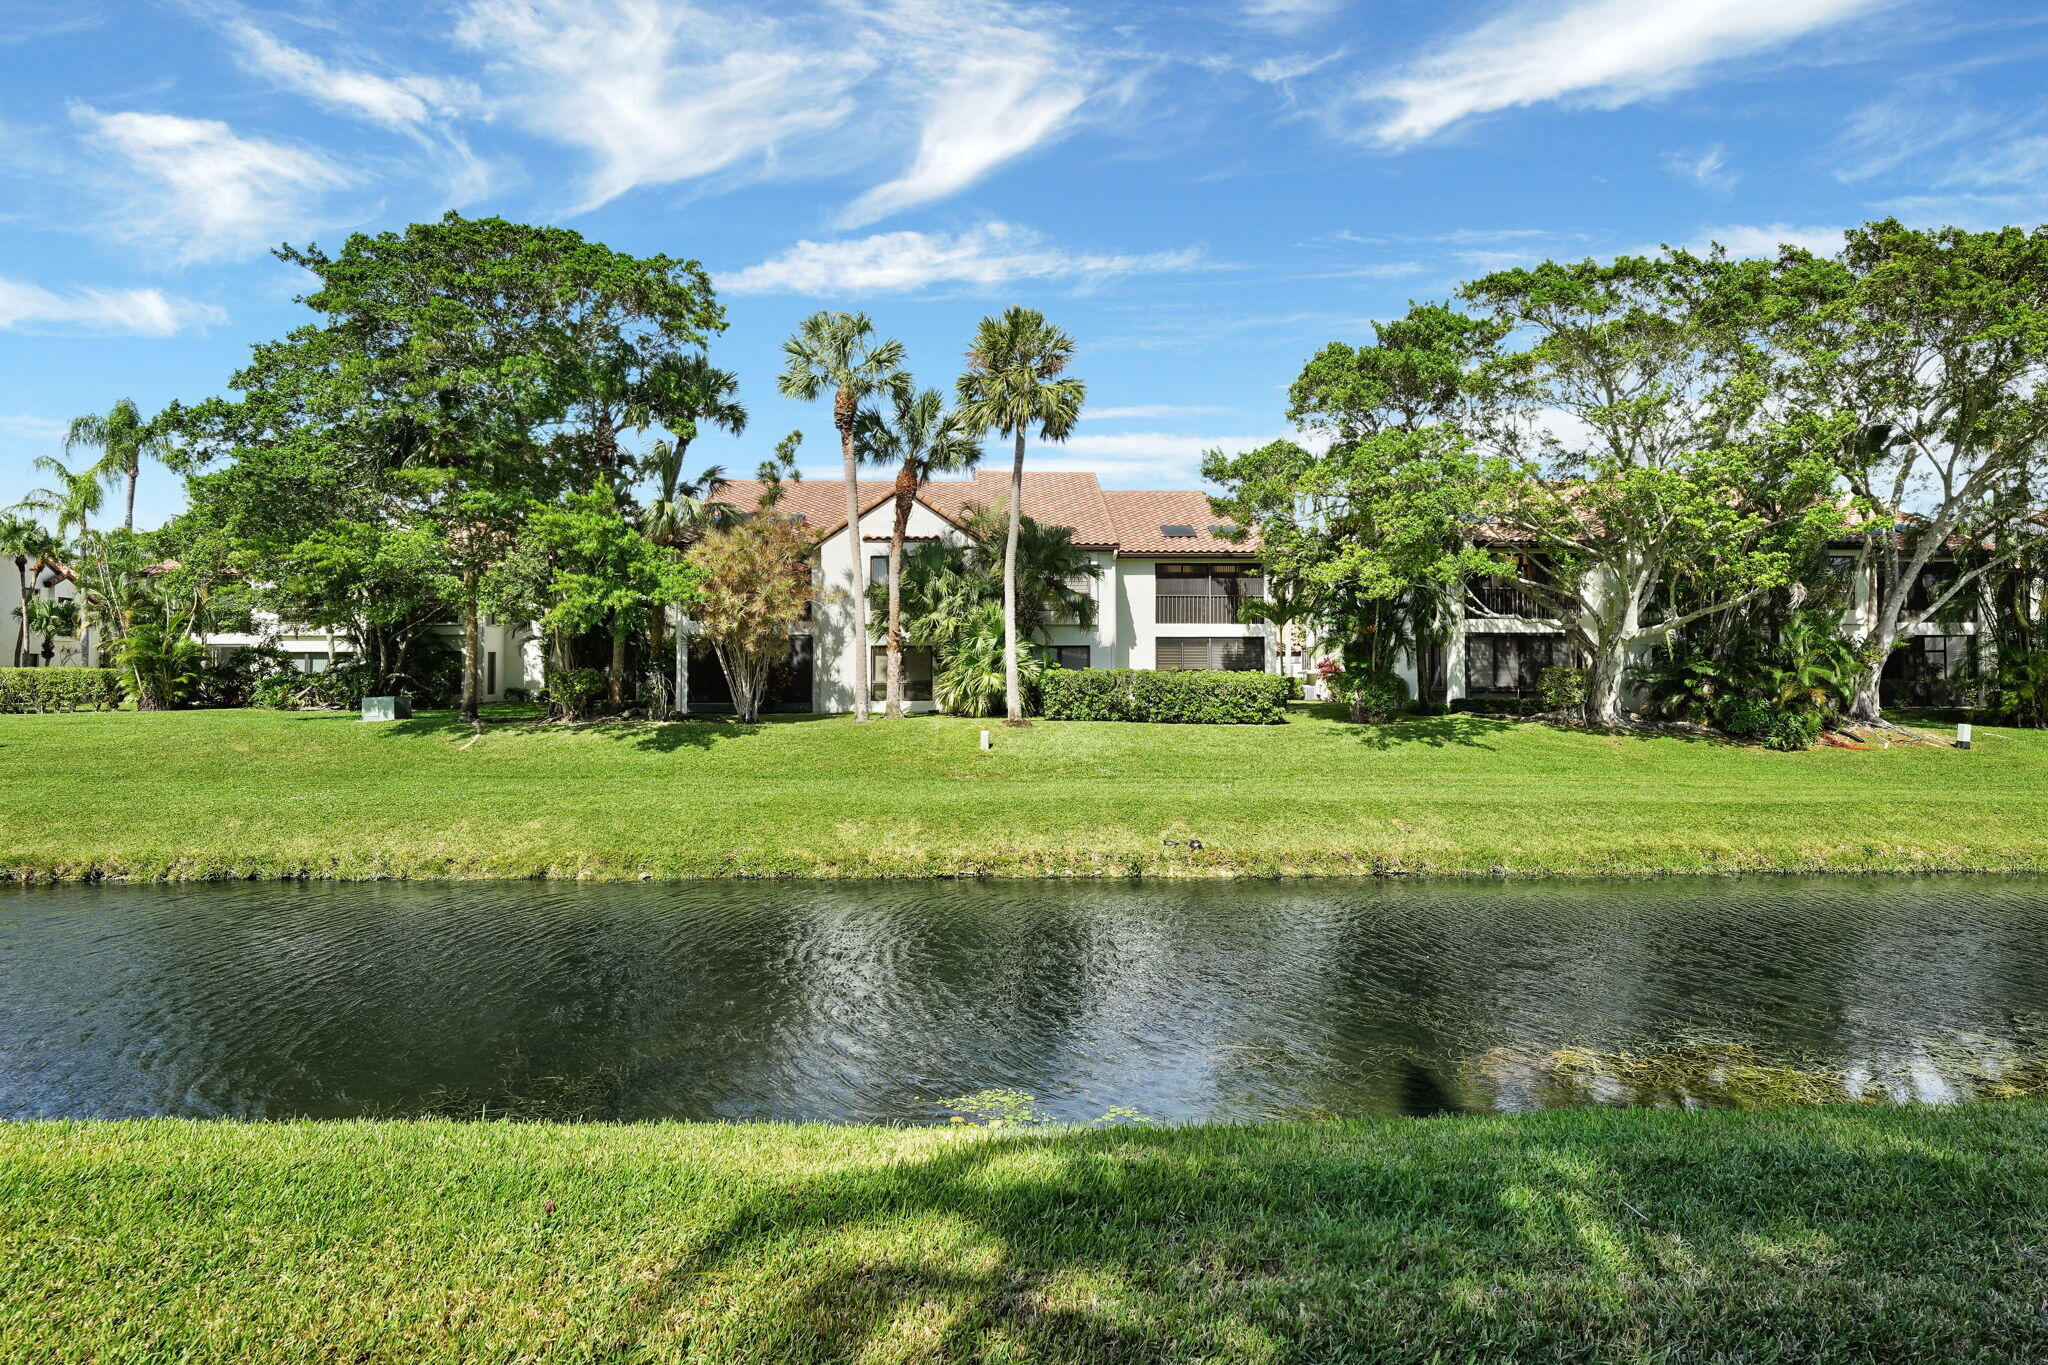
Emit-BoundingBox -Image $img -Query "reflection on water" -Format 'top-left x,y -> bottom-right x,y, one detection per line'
3,877 -> 2046,1123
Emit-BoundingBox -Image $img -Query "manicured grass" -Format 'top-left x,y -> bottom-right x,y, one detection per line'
1,703 -> 2042,880
4,1104 -> 2043,1362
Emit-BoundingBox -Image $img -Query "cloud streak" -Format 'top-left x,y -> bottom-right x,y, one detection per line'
720,222 -> 1202,296
1368,0 -> 1883,144
0,274 -> 223,336
73,105 -> 351,262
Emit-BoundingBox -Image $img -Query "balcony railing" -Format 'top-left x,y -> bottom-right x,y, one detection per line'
1157,592 -> 1255,624
1468,580 -> 1548,618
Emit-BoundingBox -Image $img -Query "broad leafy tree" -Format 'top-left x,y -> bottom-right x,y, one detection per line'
179,213 -> 726,720
1456,254 -> 1843,724
1762,220 -> 2048,721
778,311 -> 909,720
955,307 -> 1085,724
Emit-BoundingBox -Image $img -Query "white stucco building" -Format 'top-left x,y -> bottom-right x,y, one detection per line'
692,470 -> 1278,714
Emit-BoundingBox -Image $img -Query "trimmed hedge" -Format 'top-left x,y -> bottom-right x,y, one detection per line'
1039,667 -> 1291,724
1450,695 -> 1543,717
0,667 -> 124,713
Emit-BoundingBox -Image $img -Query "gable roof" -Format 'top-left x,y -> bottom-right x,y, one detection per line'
710,470 -> 1258,557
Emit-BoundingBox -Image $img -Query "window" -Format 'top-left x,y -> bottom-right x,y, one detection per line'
486,650 -> 497,695
1156,637 -> 1264,671
1038,645 -> 1090,670
869,645 -> 935,701
1468,555 -> 1551,618
1464,633 -> 1570,697
1156,562 -> 1264,624
869,554 -> 890,586
1881,634 -> 1976,706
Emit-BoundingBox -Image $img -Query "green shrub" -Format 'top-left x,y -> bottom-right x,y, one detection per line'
1038,668 -> 1137,721
1537,665 -> 1589,713
192,645 -> 291,709
1720,696 -> 1823,750
1039,668 -> 1290,725
1330,667 -> 1407,723
0,667 -> 124,713
545,666 -> 607,719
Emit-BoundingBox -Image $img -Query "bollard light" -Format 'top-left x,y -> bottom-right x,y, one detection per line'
980,729 -> 992,751
1957,722 -> 1972,751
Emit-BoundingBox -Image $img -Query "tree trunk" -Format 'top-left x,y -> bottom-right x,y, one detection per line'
609,629 -> 627,709
885,463 -> 915,720
1584,643 -> 1629,726
460,585 -> 480,723
1848,622 -> 1898,724
124,463 -> 137,532
837,388 -> 870,721
648,606 -> 669,720
12,559 -> 27,667
1003,429 -> 1025,725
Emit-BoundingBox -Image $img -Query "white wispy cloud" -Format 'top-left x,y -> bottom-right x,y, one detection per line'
720,222 -> 1202,296
211,14 -> 490,201
73,105 -> 351,261
0,274 -> 223,336
1240,0 -> 1345,34
1086,405 -> 1235,421
0,415 -> 71,440
1663,143 -> 1738,192
1030,430 -> 1295,485
839,1 -> 1095,228
218,17 -> 476,132
1675,222 -> 1847,257
455,0 -> 861,213
1833,85 -> 1992,183
1368,0 -> 1884,144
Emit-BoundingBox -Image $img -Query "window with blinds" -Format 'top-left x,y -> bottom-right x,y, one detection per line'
1156,637 -> 1265,671
1463,633 -> 1570,696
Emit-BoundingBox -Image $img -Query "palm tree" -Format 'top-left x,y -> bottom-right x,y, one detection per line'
864,388 -> 981,717
954,307 -> 1086,724
0,513 -> 58,667
16,454 -> 105,539
67,398 -> 171,531
778,312 -> 910,720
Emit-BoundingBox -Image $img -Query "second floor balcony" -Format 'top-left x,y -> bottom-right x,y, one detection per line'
1156,563 -> 1264,624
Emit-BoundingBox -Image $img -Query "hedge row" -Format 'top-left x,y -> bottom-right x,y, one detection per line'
1039,667 -> 1292,724
0,667 -> 124,713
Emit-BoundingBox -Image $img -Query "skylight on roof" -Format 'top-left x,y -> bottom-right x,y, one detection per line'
1160,523 -> 1197,538
1209,524 -> 1238,536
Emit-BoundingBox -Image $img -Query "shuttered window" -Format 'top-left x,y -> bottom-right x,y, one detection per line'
1157,637 -> 1265,671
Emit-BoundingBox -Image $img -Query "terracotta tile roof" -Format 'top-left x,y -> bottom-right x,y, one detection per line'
1102,489 -> 1258,556
714,470 -> 1145,552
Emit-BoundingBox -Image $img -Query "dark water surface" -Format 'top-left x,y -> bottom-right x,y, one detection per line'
5,877 -> 2047,1123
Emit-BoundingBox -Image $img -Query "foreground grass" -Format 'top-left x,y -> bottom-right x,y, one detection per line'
4,1105 -> 2044,1362
0,704 -> 2041,880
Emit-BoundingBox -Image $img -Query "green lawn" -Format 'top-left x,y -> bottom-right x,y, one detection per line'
0,703 -> 2040,880
5,1104 -> 2043,1362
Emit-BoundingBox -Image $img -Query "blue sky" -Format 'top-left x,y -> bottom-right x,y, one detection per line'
3,0 -> 2045,528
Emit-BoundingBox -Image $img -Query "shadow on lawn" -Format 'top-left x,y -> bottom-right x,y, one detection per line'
610,1107 -> 2047,1361
352,708 -> 842,754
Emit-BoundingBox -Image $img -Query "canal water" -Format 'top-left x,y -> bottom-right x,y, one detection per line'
4,876 -> 2045,1123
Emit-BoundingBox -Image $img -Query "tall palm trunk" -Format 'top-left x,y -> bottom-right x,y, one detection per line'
460,583 -> 480,723
837,388 -> 870,720
12,557 -> 28,667
124,462 -> 138,532
1003,429 -> 1025,724
886,463 -> 915,719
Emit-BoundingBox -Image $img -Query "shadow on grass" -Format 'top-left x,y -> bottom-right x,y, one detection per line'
612,1105 -> 2048,1361
354,708 -> 850,753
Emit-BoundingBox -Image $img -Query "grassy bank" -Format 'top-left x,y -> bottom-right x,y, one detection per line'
4,1104 -> 2043,1362
1,704 -> 2041,881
